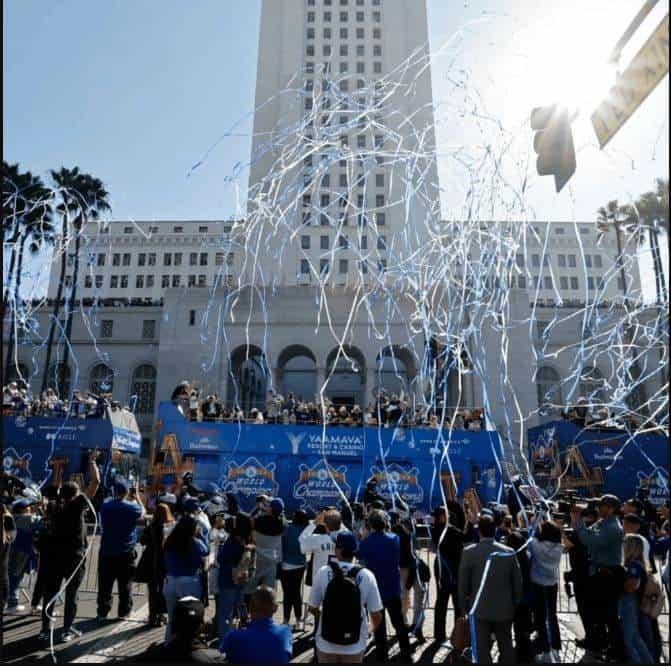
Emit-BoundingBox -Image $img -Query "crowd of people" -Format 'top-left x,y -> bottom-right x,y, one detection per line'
2,381 -> 124,420
174,383 -> 487,431
2,464 -> 670,663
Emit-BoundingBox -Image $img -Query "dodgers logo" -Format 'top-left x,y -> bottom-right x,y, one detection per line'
2,448 -> 33,480
636,467 -> 669,507
220,457 -> 279,499
293,460 -> 351,508
371,463 -> 424,506
286,432 -> 306,456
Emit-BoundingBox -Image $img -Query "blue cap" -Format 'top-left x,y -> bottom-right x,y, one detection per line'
270,498 -> 285,515
202,481 -> 220,496
183,497 -> 200,513
12,497 -> 34,510
335,532 -> 358,556
113,477 -> 130,494
158,492 -> 177,506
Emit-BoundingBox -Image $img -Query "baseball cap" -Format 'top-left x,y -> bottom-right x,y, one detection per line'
158,492 -> 177,506
255,493 -> 270,503
335,532 -> 359,557
113,477 -> 130,494
598,494 -> 622,511
12,497 -> 36,510
202,481 -> 220,496
182,497 -> 200,513
270,498 -> 285,515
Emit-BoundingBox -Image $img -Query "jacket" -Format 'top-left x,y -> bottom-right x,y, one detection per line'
457,537 -> 523,621
529,539 -> 563,586
575,516 -> 623,573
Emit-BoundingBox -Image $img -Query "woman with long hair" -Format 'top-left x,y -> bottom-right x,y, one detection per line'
619,533 -> 654,663
280,510 -> 308,630
140,502 -> 175,627
529,520 -> 564,662
163,515 -> 209,639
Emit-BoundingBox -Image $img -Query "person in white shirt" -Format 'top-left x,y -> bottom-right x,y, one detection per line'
299,510 -> 351,583
308,532 -> 383,663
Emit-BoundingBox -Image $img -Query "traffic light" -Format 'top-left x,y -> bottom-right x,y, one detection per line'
530,105 -> 576,193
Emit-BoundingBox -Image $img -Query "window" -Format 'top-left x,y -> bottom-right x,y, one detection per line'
356,11 -> 364,21
148,253 -> 156,266
339,173 -> 348,187
587,276 -> 595,290
214,252 -> 224,266
378,259 -> 387,272
190,252 -> 198,266
131,364 -> 156,414
536,320 -> 549,339
324,27 -> 331,39
357,135 -> 366,148
307,44 -> 315,57
90,363 -> 114,393
101,320 -> 114,338
517,275 -> 527,289
97,253 -> 106,267
594,255 -> 603,268
375,194 -> 385,207
142,320 -> 156,339
544,276 -> 552,290
226,252 -> 234,266
161,275 -> 170,288
585,255 -> 592,268
375,173 -> 384,187
300,259 -> 310,274
198,226 -> 208,233
110,276 -> 119,288
568,254 -> 576,268
200,252 -> 208,266
377,235 -> 387,250
536,366 -> 562,414
374,135 -> 383,147
189,310 -> 196,326
357,61 -> 365,73
373,62 -> 382,73
84,275 -> 92,289
340,11 -> 347,20
360,235 -> 368,250
305,97 -> 313,110
146,275 -> 154,288
531,253 -> 540,267
376,212 -> 386,226
360,260 -> 368,274
148,225 -> 159,233
617,276 -> 626,291
172,275 -> 180,287
321,193 -> 330,207
339,235 -> 348,248
373,44 -> 382,57
339,80 -> 349,91
188,275 -> 196,287
597,277 -> 605,289
324,11 -> 332,21
320,259 -> 329,275
307,10 -> 315,22
112,253 -> 121,266
122,253 -> 131,266
306,61 -> 314,74
356,44 -> 365,57
356,27 -> 364,38
320,235 -> 330,250
557,254 -> 566,267
301,235 -> 311,250
339,259 -> 348,274
164,253 -> 172,266
173,225 -> 183,233
322,45 -> 332,57
515,253 -> 525,268
555,226 -> 565,234
174,252 -> 182,266
136,275 -> 144,288
321,174 -> 331,188
198,275 -> 206,287
138,253 -> 146,266
307,27 -> 315,39
373,27 -> 381,39
340,47 -> 348,59
124,226 -> 133,234
340,27 -> 348,38
560,277 -> 569,290
121,275 -> 128,289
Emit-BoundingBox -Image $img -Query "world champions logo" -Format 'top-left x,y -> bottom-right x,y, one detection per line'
371,463 -> 424,506
293,460 -> 351,508
221,457 -> 279,499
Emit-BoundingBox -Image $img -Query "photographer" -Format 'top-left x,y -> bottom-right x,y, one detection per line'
1,502 -> 17,647
571,494 -> 625,661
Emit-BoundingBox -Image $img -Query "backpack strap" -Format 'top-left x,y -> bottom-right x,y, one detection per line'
329,560 -> 344,577
347,565 -> 361,580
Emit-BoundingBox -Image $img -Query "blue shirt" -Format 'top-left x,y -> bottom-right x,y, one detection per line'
221,618 -> 292,664
358,531 -> 402,601
218,537 -> 244,589
100,499 -> 143,557
164,538 -> 209,577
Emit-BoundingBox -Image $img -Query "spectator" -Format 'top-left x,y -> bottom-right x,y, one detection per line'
300,509 -> 349,584
358,509 -> 412,662
163,516 -> 209,640
457,514 -> 522,664
6,497 -> 38,614
1,505 -> 17,649
506,529 -> 534,662
220,586 -> 292,664
31,486 -> 61,614
207,510 -> 228,627
529,520 -> 564,662
41,459 -> 100,643
140,502 -> 175,627
308,532 -> 383,663
618,534 -> 654,663
217,513 -> 255,644
279,510 -> 308,630
248,498 -> 285,594
431,504 -> 464,644
570,494 -> 625,660
137,596 -> 223,663
623,513 -> 655,573
97,477 -> 145,621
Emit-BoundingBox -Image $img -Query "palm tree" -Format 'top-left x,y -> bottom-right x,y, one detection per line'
40,167 -> 111,396
3,169 -> 54,384
3,161 -> 30,310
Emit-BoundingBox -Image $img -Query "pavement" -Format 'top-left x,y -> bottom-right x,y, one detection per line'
2,539 -> 669,663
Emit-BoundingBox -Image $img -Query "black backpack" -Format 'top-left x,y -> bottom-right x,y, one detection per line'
321,561 -> 363,645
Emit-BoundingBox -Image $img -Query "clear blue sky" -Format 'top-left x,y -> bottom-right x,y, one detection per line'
3,0 -> 669,224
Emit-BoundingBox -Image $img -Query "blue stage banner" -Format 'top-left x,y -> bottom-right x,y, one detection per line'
156,402 -> 505,511
528,421 -> 669,504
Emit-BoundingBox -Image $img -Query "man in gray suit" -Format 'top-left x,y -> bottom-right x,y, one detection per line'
457,514 -> 523,663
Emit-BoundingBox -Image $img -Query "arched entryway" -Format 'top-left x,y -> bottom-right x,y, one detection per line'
375,345 -> 416,398
325,346 -> 366,407
226,345 -> 269,412
277,345 -> 317,401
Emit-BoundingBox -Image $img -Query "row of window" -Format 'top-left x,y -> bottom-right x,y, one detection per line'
516,253 -> 605,269
307,10 -> 381,23
514,275 -> 621,291
308,0 -> 382,7
300,258 -> 386,275
303,192 -> 386,208
122,224 -> 214,235
302,211 -> 386,226
98,319 -> 155,339
81,251 -> 234,269
301,169 -> 386,189
300,233 -> 385,250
